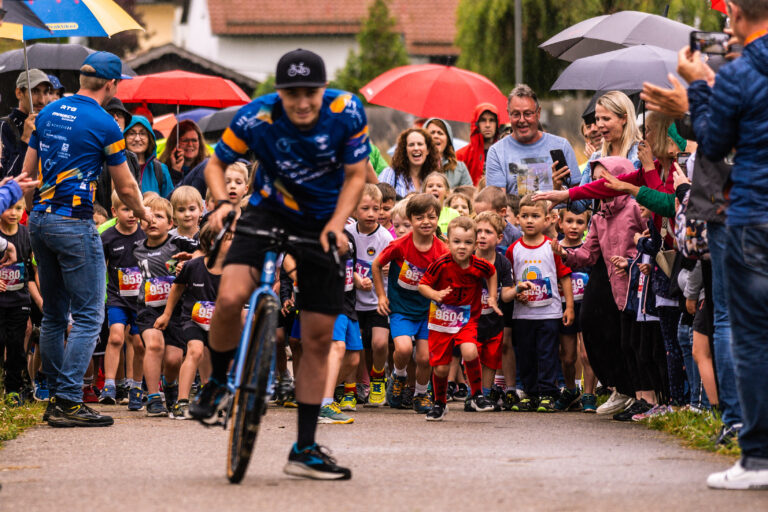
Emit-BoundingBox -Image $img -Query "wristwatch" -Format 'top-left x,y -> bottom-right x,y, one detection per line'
215,199 -> 232,210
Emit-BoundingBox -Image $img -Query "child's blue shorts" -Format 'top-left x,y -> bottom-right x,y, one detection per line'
332,314 -> 363,351
389,313 -> 429,340
107,306 -> 139,335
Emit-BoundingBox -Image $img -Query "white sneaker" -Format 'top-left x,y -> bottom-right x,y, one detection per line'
596,390 -> 635,416
707,461 -> 768,490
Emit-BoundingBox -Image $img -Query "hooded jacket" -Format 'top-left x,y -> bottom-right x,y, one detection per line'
688,32 -> 768,226
456,103 -> 499,185
563,157 -> 645,311
424,117 -> 473,189
124,116 -> 173,198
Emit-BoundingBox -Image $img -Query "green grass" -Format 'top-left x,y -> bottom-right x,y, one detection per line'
642,408 -> 741,457
0,397 -> 45,445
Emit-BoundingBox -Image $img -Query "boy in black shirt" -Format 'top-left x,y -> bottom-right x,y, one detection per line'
133,196 -> 198,416
0,199 -> 39,404
100,191 -> 147,409
156,224 -> 230,419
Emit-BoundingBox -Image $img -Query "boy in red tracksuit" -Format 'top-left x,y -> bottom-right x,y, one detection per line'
419,216 -> 512,421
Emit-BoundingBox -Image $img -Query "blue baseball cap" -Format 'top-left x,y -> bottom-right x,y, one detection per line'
80,51 -> 133,80
47,74 -> 65,92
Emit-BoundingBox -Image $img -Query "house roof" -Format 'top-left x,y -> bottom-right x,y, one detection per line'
206,0 -> 460,56
126,43 -> 260,95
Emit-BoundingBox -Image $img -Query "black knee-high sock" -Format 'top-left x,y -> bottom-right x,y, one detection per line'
297,402 -> 321,450
209,348 -> 235,383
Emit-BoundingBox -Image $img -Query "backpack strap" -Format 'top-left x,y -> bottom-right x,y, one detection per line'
152,160 -> 165,192
0,116 -> 21,141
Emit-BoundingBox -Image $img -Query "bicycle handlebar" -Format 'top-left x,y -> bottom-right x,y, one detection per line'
206,212 -> 345,279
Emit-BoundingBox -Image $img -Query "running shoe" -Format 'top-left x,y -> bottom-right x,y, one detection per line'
5,392 -> 22,407
537,396 -> 556,413
356,383 -> 369,405
170,399 -> 190,420
368,377 -> 386,407
42,398 -> 57,422
511,397 -> 536,412
581,393 -> 598,413
33,377 -> 49,402
284,443 -> 351,480
283,389 -> 298,408
554,387 -> 582,411
488,385 -> 504,411
453,383 -> 469,400
412,393 -> 432,414
503,389 -> 520,410
339,393 -> 357,411
386,375 -> 407,409
596,390 -> 634,416
446,382 -> 456,402
47,398 -> 114,428
714,423 -> 742,446
333,384 -> 345,405
613,399 -> 651,421
401,386 -> 415,408
116,384 -> 130,405
188,379 -> 230,424
82,385 -> 99,403
632,404 -> 671,421
426,402 -> 447,421
146,395 -> 168,417
163,381 -> 179,409
99,384 -> 117,405
128,387 -> 144,411
466,391 -> 496,412
317,402 -> 354,424
707,461 -> 768,490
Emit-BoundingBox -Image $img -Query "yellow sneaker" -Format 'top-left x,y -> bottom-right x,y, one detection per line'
368,377 -> 386,407
339,393 -> 357,411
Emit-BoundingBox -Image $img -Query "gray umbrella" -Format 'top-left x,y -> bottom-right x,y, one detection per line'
540,11 -> 694,62
550,45 -> 686,91
197,105 -> 240,134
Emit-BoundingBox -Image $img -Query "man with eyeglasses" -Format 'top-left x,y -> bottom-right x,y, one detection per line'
486,84 -> 581,197
20,52 -> 151,428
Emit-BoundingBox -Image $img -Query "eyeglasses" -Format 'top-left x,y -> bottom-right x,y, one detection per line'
508,110 -> 538,121
179,138 -> 199,145
125,131 -> 148,139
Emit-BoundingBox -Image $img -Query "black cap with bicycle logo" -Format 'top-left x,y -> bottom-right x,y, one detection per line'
275,49 -> 327,89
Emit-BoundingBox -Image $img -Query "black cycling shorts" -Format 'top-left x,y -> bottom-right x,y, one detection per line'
224,206 -> 344,316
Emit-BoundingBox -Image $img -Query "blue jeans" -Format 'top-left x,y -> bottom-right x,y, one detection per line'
725,223 -> 768,461
29,211 -> 106,403
707,222 -> 743,428
677,321 -> 709,408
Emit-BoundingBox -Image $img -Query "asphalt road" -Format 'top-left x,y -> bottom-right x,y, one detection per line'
2,403 -> 768,512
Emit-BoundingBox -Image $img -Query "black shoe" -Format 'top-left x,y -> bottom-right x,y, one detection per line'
426,402 -> 447,421
503,389 -> 520,410
283,443 -> 351,480
465,391 -> 496,412
488,385 -> 504,411
333,384 -> 344,404
42,398 -> 57,422
714,423 -> 743,446
511,397 -> 537,412
401,386 -> 415,408
536,396 -> 556,413
613,399 -> 651,421
453,383 -> 469,400
47,398 -> 114,428
446,382 -> 456,402
188,379 -> 230,425
164,382 -> 179,409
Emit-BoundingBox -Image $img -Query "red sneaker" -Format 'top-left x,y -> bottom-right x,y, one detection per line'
83,385 -> 99,403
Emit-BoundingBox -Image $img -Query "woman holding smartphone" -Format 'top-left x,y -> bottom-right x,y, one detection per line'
159,120 -> 210,186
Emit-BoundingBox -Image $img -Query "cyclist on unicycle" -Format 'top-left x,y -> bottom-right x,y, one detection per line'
189,49 -> 369,480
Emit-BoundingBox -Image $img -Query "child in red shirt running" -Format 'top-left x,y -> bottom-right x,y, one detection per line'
419,216 -> 526,421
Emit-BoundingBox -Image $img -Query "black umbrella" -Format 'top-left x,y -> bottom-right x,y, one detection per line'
197,105 -> 239,135
540,11 -> 694,62
0,43 -> 136,113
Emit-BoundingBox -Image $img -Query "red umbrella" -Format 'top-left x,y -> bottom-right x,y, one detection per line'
116,70 -> 250,108
711,0 -> 727,14
361,64 -> 510,124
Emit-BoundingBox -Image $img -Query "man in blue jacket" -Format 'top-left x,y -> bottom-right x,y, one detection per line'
679,0 -> 768,490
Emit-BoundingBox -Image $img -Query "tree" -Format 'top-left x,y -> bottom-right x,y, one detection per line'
456,0 -> 723,97
334,0 -> 409,98
87,0 -> 143,58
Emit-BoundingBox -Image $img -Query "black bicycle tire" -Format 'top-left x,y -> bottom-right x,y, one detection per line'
226,294 -> 279,483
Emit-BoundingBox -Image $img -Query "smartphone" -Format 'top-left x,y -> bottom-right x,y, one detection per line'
549,149 -> 567,169
676,152 -> 691,166
690,31 -> 730,55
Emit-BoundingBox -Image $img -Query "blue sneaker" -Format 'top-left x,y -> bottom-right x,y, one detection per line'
283,443 -> 351,480
386,375 -> 407,409
99,384 -> 117,405
128,387 -> 144,411
146,394 -> 168,417
33,378 -> 50,402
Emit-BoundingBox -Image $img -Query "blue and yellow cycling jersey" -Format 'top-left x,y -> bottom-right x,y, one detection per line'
215,89 -> 370,223
30,95 -> 127,219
